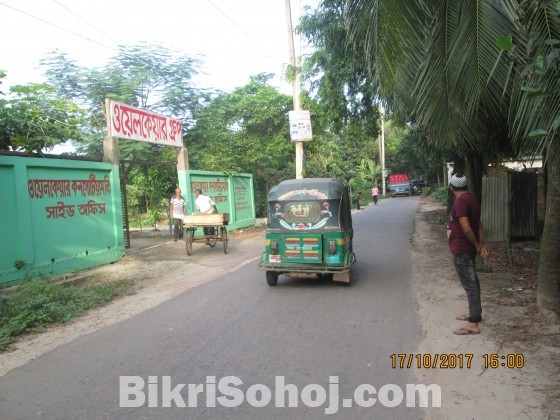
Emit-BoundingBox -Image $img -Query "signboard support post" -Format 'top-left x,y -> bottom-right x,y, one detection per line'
103,98 -> 119,166
177,147 -> 189,192
177,147 -> 189,172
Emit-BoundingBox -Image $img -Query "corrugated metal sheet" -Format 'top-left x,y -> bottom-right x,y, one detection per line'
481,172 -> 538,242
510,171 -> 537,238
482,177 -> 509,241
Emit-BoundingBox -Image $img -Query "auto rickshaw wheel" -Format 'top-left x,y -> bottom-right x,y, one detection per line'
266,271 -> 278,286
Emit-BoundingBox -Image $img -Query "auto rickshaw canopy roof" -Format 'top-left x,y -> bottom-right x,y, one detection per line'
267,178 -> 346,202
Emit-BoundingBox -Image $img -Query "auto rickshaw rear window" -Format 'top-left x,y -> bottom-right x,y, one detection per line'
268,199 -> 340,230
284,202 -> 321,223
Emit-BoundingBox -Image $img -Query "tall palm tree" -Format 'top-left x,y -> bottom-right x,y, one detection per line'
345,0 -> 519,198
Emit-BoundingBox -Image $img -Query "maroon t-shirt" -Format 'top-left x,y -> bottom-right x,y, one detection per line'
447,192 -> 481,255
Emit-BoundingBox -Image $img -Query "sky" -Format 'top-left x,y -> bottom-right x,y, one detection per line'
0,0 -> 312,94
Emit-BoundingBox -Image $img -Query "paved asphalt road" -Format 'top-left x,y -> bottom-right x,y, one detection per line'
0,196 -> 423,419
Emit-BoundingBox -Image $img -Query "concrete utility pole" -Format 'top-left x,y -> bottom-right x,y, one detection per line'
285,0 -> 304,179
380,108 -> 386,196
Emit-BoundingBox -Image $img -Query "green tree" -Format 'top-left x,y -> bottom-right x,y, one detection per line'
344,0 -> 519,201
41,44 -> 209,159
41,44 -> 209,216
188,74 -> 294,216
187,73 -> 378,216
299,0 -> 379,134
0,77 -> 85,152
387,123 -> 450,184
298,0 -> 380,157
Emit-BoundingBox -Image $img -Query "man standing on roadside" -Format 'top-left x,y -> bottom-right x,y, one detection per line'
447,173 -> 489,335
170,188 -> 187,241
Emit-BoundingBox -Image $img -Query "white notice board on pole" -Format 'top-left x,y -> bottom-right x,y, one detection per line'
288,110 -> 312,142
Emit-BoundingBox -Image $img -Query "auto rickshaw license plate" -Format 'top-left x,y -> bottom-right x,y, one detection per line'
269,255 -> 281,263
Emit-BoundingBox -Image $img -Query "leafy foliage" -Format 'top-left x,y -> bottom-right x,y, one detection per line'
120,154 -> 178,215
431,187 -> 449,206
0,79 -> 86,152
498,1 -> 560,162
341,0 -> 524,201
188,74 -> 294,216
40,44 -> 210,160
298,0 -> 380,136
345,1 -> 515,148
39,44 -> 208,213
387,123 -> 450,183
187,72 -> 381,216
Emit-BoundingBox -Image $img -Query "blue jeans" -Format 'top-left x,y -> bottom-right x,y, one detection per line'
453,254 -> 482,323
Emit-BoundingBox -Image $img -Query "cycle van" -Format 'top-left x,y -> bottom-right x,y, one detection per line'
258,178 -> 356,286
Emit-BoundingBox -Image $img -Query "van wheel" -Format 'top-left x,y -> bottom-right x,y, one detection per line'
185,229 -> 193,256
266,271 -> 279,286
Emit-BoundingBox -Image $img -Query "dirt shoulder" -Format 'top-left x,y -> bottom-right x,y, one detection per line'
413,199 -> 560,419
1,202 -> 558,418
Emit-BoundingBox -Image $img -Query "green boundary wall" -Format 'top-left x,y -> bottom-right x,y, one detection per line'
180,170 -> 256,231
0,156 -> 125,286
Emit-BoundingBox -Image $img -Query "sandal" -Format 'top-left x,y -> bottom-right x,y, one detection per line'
453,327 -> 480,335
456,314 -> 470,321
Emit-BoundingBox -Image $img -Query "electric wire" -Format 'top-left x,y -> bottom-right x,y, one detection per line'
0,2 -> 119,53
1,0 -> 297,91
1,0 -> 285,64
1,0 -> 270,61
52,0 -> 122,47
51,0 -> 144,63
204,0 -> 266,51
0,1 -> 188,71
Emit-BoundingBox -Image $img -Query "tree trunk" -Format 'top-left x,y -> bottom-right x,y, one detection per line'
537,140 -> 560,321
464,150 -> 484,203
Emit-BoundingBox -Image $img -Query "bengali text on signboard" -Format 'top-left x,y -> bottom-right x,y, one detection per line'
28,173 -> 112,220
108,100 -> 183,147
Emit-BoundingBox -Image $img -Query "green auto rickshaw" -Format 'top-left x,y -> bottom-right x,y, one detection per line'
258,178 -> 356,286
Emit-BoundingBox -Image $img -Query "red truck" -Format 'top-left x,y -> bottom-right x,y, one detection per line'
388,173 -> 412,197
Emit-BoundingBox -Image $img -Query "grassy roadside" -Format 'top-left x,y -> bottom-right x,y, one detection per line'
0,221 -> 268,353
0,278 -> 134,351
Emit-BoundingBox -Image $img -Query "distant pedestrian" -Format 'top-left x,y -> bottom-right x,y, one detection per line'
372,186 -> 379,205
356,192 -> 362,210
447,173 -> 489,335
170,188 -> 187,241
